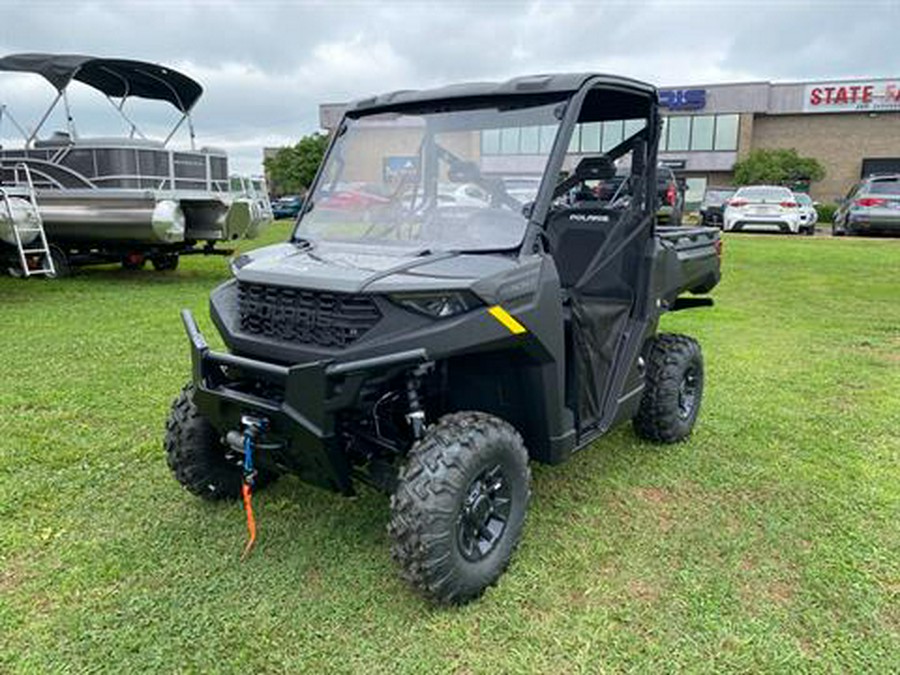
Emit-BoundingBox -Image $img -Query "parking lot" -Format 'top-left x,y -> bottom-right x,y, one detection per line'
1,223 -> 897,672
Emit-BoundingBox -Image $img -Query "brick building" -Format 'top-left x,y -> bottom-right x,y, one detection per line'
319,76 -> 900,206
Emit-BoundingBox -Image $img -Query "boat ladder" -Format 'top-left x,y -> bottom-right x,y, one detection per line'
0,162 -> 55,277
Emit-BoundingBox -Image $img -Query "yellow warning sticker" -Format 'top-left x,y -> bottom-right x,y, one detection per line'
488,305 -> 527,335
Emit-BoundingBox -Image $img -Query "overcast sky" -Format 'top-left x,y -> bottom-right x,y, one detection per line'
2,0 -> 898,173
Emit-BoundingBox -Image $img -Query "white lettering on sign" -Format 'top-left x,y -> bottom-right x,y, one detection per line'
803,81 -> 900,113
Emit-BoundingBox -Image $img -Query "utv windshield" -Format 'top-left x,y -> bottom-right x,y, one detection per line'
294,100 -> 564,252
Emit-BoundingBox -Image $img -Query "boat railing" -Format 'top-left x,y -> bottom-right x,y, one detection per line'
0,142 -> 230,194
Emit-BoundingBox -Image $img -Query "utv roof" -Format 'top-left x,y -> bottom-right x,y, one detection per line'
348,73 -> 657,114
0,53 -> 203,112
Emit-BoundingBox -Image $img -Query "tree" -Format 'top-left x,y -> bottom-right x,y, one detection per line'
732,148 -> 825,187
264,132 -> 330,196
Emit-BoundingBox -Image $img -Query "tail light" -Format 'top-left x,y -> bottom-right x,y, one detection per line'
666,184 -> 676,206
779,201 -> 798,208
714,239 -> 723,258
728,198 -> 748,207
855,197 -> 887,207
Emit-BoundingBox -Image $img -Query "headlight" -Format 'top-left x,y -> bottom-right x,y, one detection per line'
230,253 -> 252,274
390,291 -> 482,318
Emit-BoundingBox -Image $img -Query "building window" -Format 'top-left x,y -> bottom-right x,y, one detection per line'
624,118 -> 646,139
691,115 -> 715,151
601,120 -> 624,152
539,125 -> 556,153
580,122 -> 601,153
567,125 -> 581,153
658,114 -> 740,153
500,127 -> 520,154
520,126 -> 540,154
714,114 -> 739,151
482,129 -> 501,155
667,116 -> 691,151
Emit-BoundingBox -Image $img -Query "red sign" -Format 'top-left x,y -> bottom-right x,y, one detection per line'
804,81 -> 900,113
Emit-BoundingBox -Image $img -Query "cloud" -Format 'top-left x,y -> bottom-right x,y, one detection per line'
2,0 -> 898,173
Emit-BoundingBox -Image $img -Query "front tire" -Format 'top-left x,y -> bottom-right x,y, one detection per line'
165,384 -> 274,500
388,412 -> 531,605
633,334 -> 704,443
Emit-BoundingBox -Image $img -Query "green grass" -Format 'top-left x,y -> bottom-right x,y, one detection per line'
1,228 -> 898,673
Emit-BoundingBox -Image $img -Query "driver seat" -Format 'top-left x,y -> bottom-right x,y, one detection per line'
546,155 -> 620,288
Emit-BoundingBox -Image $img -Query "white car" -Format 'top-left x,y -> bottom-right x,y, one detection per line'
437,183 -> 490,207
723,185 -> 803,234
793,192 -> 818,235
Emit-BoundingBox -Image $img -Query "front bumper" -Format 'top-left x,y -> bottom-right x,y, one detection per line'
181,309 -> 428,494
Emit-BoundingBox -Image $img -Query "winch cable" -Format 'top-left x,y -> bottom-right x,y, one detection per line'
239,416 -> 267,559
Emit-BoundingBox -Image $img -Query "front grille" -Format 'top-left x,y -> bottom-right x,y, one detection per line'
238,282 -> 381,348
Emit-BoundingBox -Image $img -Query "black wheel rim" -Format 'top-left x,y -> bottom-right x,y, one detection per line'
678,366 -> 699,420
456,464 -> 511,562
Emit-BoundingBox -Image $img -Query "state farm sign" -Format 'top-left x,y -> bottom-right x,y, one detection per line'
803,80 -> 900,113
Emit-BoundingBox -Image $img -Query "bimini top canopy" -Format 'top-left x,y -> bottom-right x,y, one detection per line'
0,53 -> 203,112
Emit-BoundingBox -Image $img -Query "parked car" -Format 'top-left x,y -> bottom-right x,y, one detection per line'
793,192 -> 818,235
437,183 -> 491,206
271,195 -> 304,220
833,174 -> 900,236
723,185 -> 802,234
656,166 -> 684,226
699,186 -> 735,228
589,164 -> 684,225
164,72 -> 722,605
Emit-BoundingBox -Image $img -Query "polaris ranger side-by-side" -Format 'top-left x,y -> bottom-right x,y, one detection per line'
165,73 -> 722,604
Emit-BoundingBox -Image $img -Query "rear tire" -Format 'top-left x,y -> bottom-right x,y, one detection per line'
388,412 -> 531,605
151,253 -> 179,271
633,334 -> 704,444
165,384 -> 275,500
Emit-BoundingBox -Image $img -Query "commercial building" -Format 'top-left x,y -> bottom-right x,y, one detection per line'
319,76 -> 900,206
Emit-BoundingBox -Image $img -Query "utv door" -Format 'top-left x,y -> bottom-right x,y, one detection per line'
545,147 -> 655,436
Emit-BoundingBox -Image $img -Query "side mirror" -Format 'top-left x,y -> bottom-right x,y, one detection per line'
813,201 -> 820,207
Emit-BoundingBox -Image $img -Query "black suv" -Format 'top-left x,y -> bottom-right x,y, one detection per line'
699,186 -> 735,228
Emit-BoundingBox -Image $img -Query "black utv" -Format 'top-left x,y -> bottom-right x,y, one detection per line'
165,73 -> 722,604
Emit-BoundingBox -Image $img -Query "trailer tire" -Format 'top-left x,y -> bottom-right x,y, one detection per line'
388,411 -> 531,605
165,384 -> 275,500
46,246 -> 71,278
121,253 -> 146,271
151,253 -> 179,271
633,333 -> 704,444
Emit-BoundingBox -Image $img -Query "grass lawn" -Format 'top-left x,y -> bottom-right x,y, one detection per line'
1,226 -> 898,673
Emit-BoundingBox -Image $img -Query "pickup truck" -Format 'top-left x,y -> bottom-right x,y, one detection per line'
164,73 -> 721,605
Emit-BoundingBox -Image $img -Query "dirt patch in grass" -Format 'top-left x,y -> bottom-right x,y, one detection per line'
632,486 -> 677,532
0,558 -> 25,593
627,578 -> 661,603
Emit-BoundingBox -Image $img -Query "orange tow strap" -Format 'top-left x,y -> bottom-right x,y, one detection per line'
241,482 -> 257,559
239,415 -> 266,560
